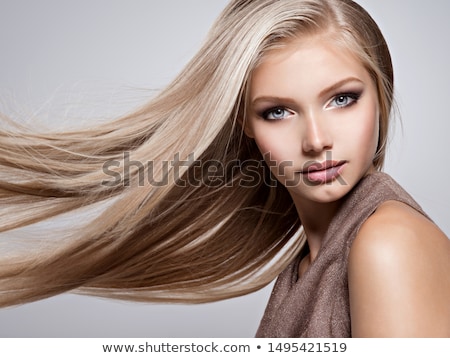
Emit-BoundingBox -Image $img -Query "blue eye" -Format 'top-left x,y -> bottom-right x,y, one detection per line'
262,107 -> 291,121
329,93 -> 360,108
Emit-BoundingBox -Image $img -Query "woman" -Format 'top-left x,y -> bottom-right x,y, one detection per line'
0,0 -> 449,337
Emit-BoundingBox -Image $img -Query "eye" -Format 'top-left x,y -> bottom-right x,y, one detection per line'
261,107 -> 292,121
328,92 -> 361,109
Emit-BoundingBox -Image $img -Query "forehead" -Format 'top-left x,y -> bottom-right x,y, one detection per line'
250,35 -> 371,98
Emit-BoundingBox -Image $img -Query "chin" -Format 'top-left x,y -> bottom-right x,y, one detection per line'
312,187 -> 350,204
288,180 -> 353,205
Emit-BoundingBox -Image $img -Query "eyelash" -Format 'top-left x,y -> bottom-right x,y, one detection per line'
260,107 -> 291,121
259,91 -> 362,121
329,92 -> 361,109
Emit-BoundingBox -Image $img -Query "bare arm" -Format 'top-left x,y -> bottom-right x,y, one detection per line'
348,200 -> 450,337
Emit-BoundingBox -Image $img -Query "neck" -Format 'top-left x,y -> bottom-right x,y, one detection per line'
293,198 -> 343,261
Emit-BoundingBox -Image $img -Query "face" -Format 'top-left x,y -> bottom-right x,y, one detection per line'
245,35 -> 379,206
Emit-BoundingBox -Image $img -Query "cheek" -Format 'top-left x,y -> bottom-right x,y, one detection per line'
367,106 -> 380,149
355,104 -> 380,158
252,125 -> 296,163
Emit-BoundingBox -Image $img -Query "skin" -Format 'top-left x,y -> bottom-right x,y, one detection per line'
245,35 -> 450,337
349,201 -> 450,337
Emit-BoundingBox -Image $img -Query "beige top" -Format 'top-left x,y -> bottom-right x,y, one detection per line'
256,172 -> 428,337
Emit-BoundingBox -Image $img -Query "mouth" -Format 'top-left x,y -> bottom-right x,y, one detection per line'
299,160 -> 347,184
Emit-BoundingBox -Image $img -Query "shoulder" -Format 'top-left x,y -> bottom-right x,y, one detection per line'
348,200 -> 450,337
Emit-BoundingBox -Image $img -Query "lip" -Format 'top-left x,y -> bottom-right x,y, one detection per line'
299,160 -> 347,184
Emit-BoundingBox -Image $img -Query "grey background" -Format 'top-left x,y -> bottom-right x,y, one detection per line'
0,0 -> 449,337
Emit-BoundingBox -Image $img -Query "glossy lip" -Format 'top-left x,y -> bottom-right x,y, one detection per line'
299,160 -> 347,184
300,160 -> 346,173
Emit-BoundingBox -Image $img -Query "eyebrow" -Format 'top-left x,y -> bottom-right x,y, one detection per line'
318,77 -> 364,97
251,77 -> 364,106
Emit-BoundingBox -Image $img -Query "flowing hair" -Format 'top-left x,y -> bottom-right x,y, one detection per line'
0,0 -> 393,306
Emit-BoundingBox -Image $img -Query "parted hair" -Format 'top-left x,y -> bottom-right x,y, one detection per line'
0,0 -> 393,307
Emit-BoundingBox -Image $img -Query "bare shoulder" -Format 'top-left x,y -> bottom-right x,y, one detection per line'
348,200 -> 450,337
351,200 -> 449,261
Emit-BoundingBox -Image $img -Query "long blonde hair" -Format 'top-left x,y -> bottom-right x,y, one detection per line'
0,0 -> 393,306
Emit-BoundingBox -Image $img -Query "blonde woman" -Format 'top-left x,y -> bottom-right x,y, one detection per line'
0,0 -> 449,337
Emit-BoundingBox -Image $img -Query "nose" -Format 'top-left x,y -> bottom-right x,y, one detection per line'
301,109 -> 333,154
